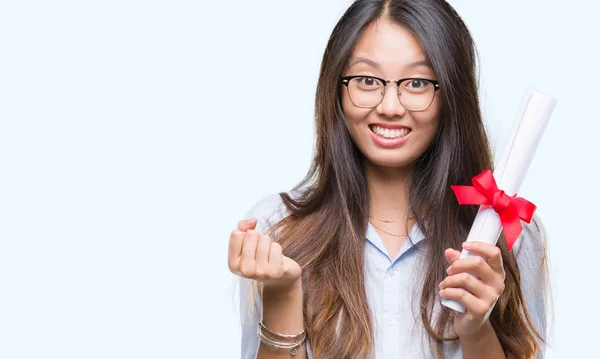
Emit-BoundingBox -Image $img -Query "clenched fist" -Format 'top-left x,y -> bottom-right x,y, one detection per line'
228,218 -> 302,290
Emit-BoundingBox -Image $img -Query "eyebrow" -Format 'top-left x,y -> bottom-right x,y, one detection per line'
348,57 -> 432,71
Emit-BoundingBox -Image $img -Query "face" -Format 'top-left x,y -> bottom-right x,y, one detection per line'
341,18 -> 442,170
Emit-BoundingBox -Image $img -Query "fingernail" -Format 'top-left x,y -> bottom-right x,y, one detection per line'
439,290 -> 445,298
446,267 -> 452,275
462,242 -> 472,249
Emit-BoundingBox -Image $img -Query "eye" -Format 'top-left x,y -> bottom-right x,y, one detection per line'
360,77 -> 376,86
403,79 -> 433,93
354,77 -> 381,90
407,79 -> 427,88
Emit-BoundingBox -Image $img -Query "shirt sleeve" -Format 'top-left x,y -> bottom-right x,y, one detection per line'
238,192 -> 314,359
512,216 -> 549,358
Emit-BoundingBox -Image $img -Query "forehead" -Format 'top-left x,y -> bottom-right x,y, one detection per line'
349,18 -> 431,73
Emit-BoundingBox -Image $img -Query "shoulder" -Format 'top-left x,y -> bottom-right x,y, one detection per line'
511,214 -> 547,272
242,188 -> 307,235
511,215 -> 549,346
510,215 -> 549,318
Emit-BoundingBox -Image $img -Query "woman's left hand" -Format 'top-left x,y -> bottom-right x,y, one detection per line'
439,241 -> 506,339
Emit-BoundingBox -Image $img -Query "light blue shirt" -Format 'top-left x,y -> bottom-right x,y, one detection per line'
238,193 -> 547,359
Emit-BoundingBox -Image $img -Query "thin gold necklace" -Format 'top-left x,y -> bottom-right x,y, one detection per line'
369,215 -> 414,223
369,221 -> 409,238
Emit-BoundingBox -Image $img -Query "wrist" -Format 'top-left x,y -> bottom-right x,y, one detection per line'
459,320 -> 495,345
263,277 -> 302,297
261,277 -> 304,337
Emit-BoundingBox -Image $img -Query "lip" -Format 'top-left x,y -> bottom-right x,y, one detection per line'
368,125 -> 411,148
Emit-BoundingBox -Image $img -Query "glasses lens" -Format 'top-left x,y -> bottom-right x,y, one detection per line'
398,79 -> 436,111
347,77 -> 384,108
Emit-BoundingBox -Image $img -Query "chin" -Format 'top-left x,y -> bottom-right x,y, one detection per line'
363,151 -> 416,170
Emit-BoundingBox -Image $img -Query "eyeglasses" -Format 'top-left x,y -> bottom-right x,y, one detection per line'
339,75 -> 440,111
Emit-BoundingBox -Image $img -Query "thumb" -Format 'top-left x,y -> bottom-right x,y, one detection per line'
444,248 -> 461,265
282,254 -> 302,280
237,218 -> 257,232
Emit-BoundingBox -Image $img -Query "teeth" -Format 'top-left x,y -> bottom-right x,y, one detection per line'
371,125 -> 410,139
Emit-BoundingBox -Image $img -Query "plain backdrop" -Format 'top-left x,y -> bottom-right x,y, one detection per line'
0,0 -> 598,358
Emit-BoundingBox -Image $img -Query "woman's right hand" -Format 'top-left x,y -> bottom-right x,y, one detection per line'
228,218 -> 302,290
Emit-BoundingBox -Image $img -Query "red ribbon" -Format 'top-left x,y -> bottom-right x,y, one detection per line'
451,169 -> 536,251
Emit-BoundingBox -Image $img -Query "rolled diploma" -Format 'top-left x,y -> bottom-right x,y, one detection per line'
441,88 -> 556,313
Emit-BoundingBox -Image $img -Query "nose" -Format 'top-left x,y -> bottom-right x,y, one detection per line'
376,83 -> 406,118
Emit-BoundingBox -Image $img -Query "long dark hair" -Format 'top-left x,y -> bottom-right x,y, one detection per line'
267,0 -> 546,357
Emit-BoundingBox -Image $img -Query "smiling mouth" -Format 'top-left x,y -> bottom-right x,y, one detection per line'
369,124 -> 412,139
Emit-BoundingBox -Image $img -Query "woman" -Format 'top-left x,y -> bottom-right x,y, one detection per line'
228,0 -> 548,358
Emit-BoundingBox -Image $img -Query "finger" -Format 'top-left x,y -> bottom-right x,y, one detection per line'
228,230 -> 245,270
268,241 -> 283,266
444,248 -> 461,265
237,218 -> 257,232
439,287 -> 488,316
255,234 -> 272,266
463,241 -> 503,272
439,272 -> 488,299
447,255 -> 497,284
241,230 -> 260,259
239,230 -> 259,276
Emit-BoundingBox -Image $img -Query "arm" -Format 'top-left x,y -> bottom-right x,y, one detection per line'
234,219 -> 312,359
236,194 -> 314,359
441,219 -> 549,359
459,321 -> 505,359
239,276 -> 310,359
440,242 -> 507,359
258,279 -> 307,358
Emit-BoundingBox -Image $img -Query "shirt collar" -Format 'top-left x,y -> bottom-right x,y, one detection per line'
365,221 -> 426,262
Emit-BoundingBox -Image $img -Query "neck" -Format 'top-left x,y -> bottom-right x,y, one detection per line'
364,161 -> 413,222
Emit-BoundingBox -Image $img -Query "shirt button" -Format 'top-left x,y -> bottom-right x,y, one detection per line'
387,319 -> 395,326
389,268 -> 396,276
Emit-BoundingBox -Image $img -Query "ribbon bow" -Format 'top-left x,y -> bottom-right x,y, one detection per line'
451,169 -> 536,251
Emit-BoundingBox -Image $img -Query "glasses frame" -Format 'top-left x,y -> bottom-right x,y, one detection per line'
339,75 -> 440,111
